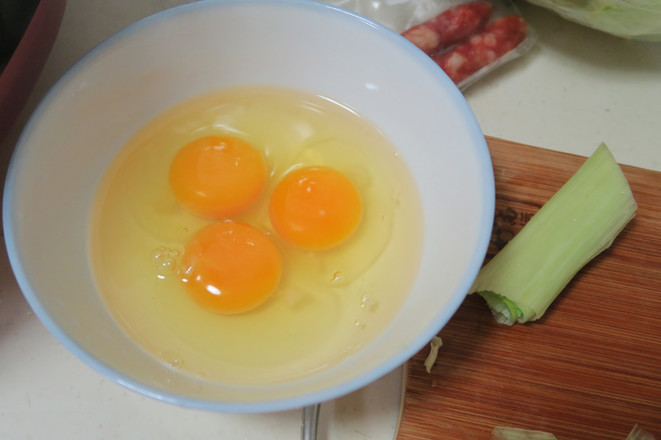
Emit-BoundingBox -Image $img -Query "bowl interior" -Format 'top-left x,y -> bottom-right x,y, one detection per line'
3,0 -> 493,413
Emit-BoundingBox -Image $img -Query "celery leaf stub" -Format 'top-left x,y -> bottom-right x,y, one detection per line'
471,143 -> 637,325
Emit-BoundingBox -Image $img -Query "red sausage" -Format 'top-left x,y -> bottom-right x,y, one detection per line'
402,1 -> 493,55
432,15 -> 528,85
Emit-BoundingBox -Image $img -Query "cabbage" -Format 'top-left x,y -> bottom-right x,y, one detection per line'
525,0 -> 661,41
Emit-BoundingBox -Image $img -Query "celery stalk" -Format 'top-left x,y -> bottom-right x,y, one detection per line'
471,143 -> 637,325
492,427 -> 558,440
491,424 -> 655,440
627,424 -> 657,440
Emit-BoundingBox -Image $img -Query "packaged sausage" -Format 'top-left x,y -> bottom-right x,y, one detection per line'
323,0 -> 537,90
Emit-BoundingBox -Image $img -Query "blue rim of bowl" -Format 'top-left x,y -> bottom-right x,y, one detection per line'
2,0 -> 495,414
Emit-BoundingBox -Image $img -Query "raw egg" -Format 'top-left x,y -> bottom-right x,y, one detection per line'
89,86 -> 423,384
181,221 -> 282,314
269,166 -> 362,250
169,136 -> 267,218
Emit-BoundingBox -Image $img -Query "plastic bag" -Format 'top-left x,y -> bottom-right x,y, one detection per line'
322,0 -> 537,90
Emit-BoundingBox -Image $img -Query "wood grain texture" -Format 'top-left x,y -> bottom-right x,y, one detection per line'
397,137 -> 661,440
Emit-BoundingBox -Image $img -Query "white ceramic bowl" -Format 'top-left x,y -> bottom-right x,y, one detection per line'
3,0 -> 494,413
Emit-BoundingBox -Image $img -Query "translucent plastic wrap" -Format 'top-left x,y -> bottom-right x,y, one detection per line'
323,0 -> 537,89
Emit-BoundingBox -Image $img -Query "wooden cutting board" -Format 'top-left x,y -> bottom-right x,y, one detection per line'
397,136 -> 661,440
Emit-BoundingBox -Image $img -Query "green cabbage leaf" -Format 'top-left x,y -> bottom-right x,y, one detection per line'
526,0 -> 661,40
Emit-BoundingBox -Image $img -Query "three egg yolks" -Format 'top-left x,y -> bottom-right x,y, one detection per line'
169,136 -> 363,314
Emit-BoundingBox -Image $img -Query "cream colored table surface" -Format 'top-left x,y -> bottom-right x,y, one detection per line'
1,1 -> 659,439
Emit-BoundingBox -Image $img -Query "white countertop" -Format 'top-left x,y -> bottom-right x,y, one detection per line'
1,1 -> 659,439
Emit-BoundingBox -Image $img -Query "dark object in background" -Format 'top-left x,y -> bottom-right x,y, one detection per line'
1,0 -> 40,70
0,0 -> 66,144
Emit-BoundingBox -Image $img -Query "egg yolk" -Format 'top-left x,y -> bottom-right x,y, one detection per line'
269,166 -> 362,250
180,221 -> 282,314
169,136 -> 267,218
